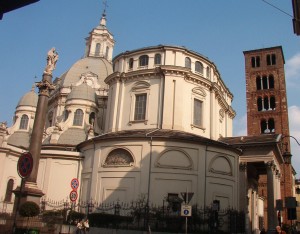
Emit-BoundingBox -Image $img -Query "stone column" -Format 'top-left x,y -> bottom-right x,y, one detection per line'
239,162 -> 250,233
18,48 -> 57,205
266,161 -> 276,234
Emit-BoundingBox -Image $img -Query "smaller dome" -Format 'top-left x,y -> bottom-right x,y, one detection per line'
17,87 -> 38,107
67,82 -> 96,103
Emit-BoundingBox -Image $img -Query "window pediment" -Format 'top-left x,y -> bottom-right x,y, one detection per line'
131,81 -> 150,91
192,87 -> 206,97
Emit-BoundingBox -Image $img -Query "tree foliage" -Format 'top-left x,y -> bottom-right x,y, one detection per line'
19,201 -> 40,217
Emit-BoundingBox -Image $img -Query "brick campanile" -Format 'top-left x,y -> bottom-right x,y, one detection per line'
243,46 -> 293,225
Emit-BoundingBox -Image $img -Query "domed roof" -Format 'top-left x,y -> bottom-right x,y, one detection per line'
66,82 -> 96,102
17,88 -> 38,108
60,57 -> 113,87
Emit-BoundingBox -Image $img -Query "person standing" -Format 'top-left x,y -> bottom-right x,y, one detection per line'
83,219 -> 89,233
276,226 -> 286,234
76,220 -> 84,234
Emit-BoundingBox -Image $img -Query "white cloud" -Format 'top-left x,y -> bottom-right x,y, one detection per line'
285,53 -> 300,86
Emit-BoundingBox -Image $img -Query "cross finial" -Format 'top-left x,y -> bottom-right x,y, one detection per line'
103,0 -> 108,15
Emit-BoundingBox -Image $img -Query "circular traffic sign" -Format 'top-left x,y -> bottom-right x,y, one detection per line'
69,190 -> 78,202
183,210 -> 189,215
17,152 -> 33,178
70,178 -> 79,190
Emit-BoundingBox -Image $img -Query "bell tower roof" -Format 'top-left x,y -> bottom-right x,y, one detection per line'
84,1 -> 114,62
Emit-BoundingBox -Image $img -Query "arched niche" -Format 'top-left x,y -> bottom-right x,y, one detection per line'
155,149 -> 193,170
208,155 -> 233,176
103,148 -> 135,167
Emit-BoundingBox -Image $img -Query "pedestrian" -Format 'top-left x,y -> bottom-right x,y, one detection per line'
76,220 -> 84,234
276,225 -> 286,234
83,219 -> 89,233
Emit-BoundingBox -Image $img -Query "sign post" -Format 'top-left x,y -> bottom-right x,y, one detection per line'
69,178 -> 79,233
180,189 -> 194,234
13,152 -> 34,233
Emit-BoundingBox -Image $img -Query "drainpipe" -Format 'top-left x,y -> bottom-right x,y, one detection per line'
145,128 -> 160,204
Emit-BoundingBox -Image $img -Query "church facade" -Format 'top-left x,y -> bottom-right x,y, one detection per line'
0,11 -> 292,234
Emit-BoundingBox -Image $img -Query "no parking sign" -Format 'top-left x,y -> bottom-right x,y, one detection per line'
70,178 -> 79,190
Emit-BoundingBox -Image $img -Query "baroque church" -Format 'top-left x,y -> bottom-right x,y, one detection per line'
0,10 -> 295,234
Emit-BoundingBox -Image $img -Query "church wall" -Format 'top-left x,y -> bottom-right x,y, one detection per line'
79,138 -> 239,208
37,157 -> 80,201
0,151 -> 20,213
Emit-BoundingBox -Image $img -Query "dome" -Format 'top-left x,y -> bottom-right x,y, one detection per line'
66,82 -> 96,102
60,57 -> 113,87
17,88 -> 38,107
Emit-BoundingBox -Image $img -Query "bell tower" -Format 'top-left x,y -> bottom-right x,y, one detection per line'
243,46 -> 290,138
243,46 -> 293,225
84,9 -> 115,62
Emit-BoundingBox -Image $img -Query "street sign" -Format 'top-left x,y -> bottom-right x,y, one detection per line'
17,152 -> 33,178
181,205 -> 192,217
180,192 -> 194,204
69,190 -> 78,202
70,178 -> 79,190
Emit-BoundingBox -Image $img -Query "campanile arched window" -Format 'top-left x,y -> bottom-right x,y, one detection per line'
19,114 -> 29,130
73,109 -> 84,126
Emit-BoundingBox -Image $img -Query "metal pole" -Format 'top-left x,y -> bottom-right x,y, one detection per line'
185,187 -> 188,234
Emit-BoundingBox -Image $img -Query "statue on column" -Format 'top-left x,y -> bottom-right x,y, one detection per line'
44,47 -> 59,75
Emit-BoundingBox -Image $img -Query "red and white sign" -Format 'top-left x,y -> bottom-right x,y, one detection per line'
70,178 -> 79,190
69,190 -> 78,202
17,152 -> 33,178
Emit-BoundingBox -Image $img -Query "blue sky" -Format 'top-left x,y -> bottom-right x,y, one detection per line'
0,0 -> 300,174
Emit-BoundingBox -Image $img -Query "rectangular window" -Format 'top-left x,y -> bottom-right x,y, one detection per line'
267,54 -> 276,65
134,94 -> 147,120
251,56 -> 260,68
193,99 -> 202,126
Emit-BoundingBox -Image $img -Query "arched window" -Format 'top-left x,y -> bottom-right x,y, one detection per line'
105,46 -> 109,59
261,119 -> 267,134
73,109 -> 84,126
5,179 -> 14,202
270,96 -> 276,110
195,61 -> 203,74
154,54 -> 161,65
257,97 -> 263,111
206,67 -> 211,79
139,55 -> 149,67
267,54 -> 276,65
129,58 -> 134,69
263,96 -> 269,110
262,76 -> 268,89
95,43 -> 101,56
185,57 -> 191,69
64,110 -> 69,121
256,76 -> 262,90
269,118 -> 275,133
19,114 -> 29,130
269,75 -> 274,89
104,148 -> 134,167
89,112 -> 95,125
